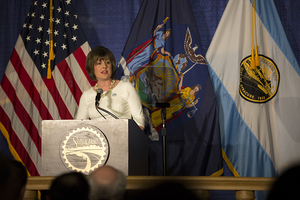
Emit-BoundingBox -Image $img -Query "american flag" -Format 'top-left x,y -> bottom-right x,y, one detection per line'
0,0 -> 92,176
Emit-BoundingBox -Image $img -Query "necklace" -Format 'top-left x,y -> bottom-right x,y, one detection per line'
94,80 -> 116,98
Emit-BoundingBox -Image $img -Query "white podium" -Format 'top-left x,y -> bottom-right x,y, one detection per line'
41,119 -> 148,176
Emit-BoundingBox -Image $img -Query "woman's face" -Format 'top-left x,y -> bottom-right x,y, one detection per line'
94,56 -> 112,81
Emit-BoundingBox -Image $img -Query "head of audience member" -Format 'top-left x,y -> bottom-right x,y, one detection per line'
267,164 -> 300,200
0,154 -> 28,200
88,165 -> 127,200
46,172 -> 89,200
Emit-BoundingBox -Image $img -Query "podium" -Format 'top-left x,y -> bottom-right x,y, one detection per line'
41,119 -> 148,176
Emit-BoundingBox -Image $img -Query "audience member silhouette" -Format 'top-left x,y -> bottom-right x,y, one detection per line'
267,164 -> 300,200
46,172 -> 89,200
88,165 -> 127,200
0,154 -> 28,200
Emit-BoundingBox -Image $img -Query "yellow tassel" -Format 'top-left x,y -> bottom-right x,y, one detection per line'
255,46 -> 260,67
250,49 -> 256,70
47,61 -> 52,79
47,40 -> 54,79
47,0 -> 53,79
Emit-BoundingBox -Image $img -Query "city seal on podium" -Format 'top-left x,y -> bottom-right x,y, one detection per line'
60,125 -> 110,174
239,55 -> 280,103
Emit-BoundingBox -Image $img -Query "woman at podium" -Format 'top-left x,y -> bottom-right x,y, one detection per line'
76,46 -> 145,130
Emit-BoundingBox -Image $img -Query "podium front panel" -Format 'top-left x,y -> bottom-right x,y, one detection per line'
41,119 -> 148,176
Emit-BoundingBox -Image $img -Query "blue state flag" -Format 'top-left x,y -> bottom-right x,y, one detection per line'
116,0 -> 223,176
206,0 -> 300,199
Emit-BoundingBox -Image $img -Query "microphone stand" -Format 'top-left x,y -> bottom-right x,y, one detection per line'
95,106 -> 119,119
156,102 -> 170,176
95,88 -> 118,119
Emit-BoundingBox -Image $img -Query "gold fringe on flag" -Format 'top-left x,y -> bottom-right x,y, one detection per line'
47,0 -> 54,79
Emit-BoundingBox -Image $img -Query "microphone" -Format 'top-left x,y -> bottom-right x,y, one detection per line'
95,88 -> 103,108
95,88 -> 118,119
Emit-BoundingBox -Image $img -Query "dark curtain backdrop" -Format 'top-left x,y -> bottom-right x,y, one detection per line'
1,0 -> 300,199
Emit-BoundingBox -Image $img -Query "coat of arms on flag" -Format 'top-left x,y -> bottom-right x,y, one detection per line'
239,55 -> 279,103
120,17 -> 207,137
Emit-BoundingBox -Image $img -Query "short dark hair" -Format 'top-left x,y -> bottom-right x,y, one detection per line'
86,46 -> 116,81
267,165 -> 300,200
49,172 -> 89,200
0,154 -> 28,200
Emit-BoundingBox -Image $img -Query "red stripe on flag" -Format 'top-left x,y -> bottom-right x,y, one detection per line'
126,37 -> 155,63
0,106 -> 39,176
56,59 -> 82,105
73,47 -> 96,86
43,75 -> 73,119
10,49 -> 53,120
1,75 -> 41,154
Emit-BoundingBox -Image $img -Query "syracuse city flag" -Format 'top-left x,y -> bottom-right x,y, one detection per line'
206,0 -> 300,199
116,0 -> 223,176
0,0 -> 92,175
